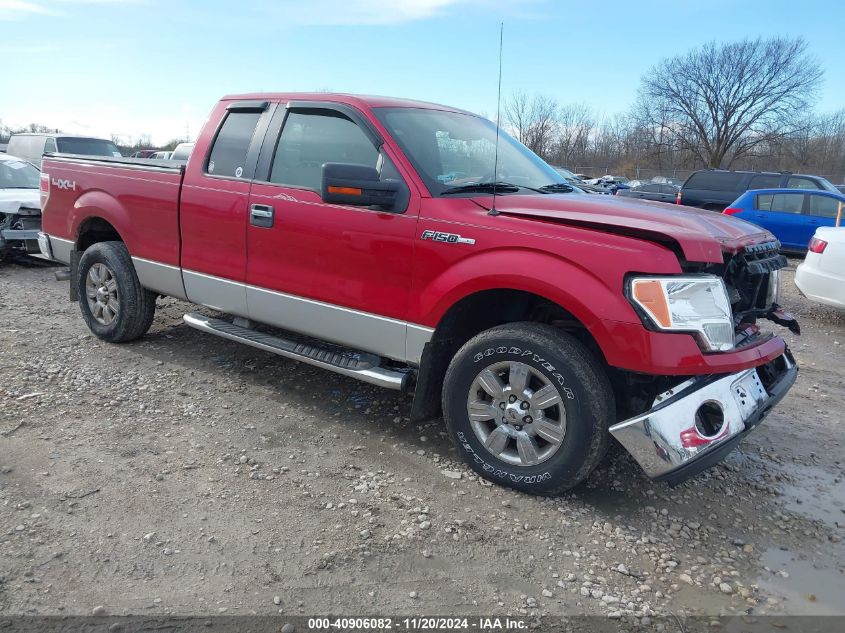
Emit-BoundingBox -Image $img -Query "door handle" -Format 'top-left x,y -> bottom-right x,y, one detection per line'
250,204 -> 274,228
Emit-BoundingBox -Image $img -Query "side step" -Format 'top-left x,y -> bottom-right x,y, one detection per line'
183,313 -> 409,391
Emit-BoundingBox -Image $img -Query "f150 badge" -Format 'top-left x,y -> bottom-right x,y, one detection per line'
51,178 -> 76,191
421,230 -> 475,245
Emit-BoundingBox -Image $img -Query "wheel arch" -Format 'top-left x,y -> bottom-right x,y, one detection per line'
70,190 -> 132,252
76,216 -> 125,251
411,282 -> 617,424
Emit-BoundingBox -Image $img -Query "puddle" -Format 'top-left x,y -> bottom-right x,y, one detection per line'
757,548 -> 845,615
776,462 -> 845,530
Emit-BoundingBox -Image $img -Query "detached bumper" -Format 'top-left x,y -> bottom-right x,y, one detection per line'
37,231 -> 53,259
609,350 -> 797,485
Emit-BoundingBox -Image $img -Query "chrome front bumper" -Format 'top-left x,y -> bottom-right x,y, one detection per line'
609,351 -> 797,484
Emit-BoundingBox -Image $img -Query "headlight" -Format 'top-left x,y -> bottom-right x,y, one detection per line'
629,275 -> 734,352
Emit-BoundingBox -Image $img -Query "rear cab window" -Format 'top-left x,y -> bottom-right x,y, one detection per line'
206,111 -> 263,179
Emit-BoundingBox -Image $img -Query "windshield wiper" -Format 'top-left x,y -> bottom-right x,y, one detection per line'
538,183 -> 575,193
441,181 -> 554,196
441,182 -> 521,195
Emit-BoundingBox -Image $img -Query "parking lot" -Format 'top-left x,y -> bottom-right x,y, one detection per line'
0,257 -> 842,622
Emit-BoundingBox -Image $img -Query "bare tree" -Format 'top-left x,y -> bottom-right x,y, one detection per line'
637,37 -> 823,168
503,90 -> 559,157
551,103 -> 594,166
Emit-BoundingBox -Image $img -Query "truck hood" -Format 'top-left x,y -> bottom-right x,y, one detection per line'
480,194 -> 773,263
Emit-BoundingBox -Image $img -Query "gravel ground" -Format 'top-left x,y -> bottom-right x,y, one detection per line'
1,257 -> 843,623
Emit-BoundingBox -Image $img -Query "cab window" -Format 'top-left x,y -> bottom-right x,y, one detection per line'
206,111 -> 262,179
270,110 -> 380,191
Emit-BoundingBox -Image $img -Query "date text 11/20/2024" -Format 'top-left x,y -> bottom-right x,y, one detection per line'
307,617 -> 528,630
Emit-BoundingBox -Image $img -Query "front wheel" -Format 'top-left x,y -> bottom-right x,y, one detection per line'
77,241 -> 156,343
442,323 -> 614,495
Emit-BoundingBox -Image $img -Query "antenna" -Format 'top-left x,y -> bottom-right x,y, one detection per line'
489,22 -> 504,217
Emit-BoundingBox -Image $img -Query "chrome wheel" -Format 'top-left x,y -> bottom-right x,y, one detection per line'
466,361 -> 566,467
85,263 -> 120,326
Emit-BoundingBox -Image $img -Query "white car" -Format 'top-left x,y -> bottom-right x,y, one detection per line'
0,153 -> 42,259
795,227 -> 845,309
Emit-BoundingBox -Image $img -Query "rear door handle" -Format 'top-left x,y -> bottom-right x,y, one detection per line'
250,204 -> 274,228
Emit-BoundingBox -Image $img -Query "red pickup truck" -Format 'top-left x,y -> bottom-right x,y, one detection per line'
38,93 -> 798,494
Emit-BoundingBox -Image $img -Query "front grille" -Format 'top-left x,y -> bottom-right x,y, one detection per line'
740,241 -> 788,275
724,241 -> 786,323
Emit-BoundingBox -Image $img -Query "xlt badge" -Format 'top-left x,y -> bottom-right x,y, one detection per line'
420,230 -> 475,245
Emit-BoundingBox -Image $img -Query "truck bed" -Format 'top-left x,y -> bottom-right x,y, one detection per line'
40,153 -> 185,268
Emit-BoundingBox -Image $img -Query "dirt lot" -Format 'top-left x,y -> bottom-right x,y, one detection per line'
1,258 -> 843,624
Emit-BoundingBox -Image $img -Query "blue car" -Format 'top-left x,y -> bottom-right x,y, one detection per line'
724,188 -> 844,252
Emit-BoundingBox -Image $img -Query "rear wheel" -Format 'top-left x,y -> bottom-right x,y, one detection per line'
442,322 -> 614,495
77,241 -> 156,342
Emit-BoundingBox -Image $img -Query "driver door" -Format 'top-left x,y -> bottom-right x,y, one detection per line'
245,103 -> 419,362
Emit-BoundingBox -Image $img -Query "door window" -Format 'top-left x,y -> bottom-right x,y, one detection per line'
756,193 -> 804,213
44,138 -> 57,153
807,194 -> 842,218
270,110 -> 379,191
787,176 -> 822,190
748,174 -> 781,189
206,111 -> 262,179
683,171 -> 744,191
638,184 -> 660,193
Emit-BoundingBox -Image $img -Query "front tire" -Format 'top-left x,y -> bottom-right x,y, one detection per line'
77,241 -> 156,343
442,323 -> 613,495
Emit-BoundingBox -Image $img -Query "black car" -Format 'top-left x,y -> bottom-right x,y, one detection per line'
616,182 -> 679,203
678,169 -> 840,211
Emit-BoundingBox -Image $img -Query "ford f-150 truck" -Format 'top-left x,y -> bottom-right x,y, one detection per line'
37,93 -> 799,494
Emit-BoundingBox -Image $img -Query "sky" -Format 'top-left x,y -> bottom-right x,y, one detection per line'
1,0 -> 843,145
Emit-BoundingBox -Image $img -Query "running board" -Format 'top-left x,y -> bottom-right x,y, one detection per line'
182,313 -> 409,391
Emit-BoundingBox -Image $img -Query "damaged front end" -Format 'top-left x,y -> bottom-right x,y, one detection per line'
610,350 -> 797,485
723,240 -> 800,337
613,239 -> 800,484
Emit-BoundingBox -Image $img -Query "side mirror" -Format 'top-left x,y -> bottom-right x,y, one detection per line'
321,163 -> 405,211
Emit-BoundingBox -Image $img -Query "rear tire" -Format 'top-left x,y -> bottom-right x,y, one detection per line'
442,323 -> 614,495
77,241 -> 156,343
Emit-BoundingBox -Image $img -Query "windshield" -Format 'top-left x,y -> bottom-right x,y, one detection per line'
816,177 -> 841,194
56,137 -> 122,157
0,157 -> 40,188
374,107 -> 567,195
